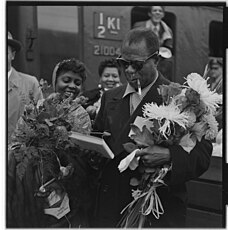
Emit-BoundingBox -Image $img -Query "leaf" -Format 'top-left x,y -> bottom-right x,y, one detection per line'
179,133 -> 196,153
130,177 -> 140,186
44,118 -> 54,127
130,124 -> 154,147
16,160 -> 29,180
37,111 -> 51,122
36,124 -> 50,136
123,142 -> 138,153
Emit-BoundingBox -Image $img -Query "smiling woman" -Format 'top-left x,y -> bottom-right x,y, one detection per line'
52,58 -> 87,99
51,58 -> 92,133
82,58 -> 122,120
7,58 -> 93,228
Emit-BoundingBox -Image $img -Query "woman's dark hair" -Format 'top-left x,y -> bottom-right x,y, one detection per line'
56,58 -> 87,82
98,58 -> 121,77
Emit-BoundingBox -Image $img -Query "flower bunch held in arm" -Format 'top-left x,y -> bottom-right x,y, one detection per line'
9,92 -> 90,193
118,73 -> 222,227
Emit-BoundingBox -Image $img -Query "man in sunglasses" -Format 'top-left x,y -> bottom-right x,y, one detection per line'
92,27 -> 212,228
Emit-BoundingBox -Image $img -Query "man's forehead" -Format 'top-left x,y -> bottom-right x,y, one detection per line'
122,40 -> 148,56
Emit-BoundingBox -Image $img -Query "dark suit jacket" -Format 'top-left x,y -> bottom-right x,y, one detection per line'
93,73 -> 212,227
82,88 -> 101,107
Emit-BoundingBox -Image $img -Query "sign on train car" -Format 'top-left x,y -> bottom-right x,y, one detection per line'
93,12 -> 122,57
83,6 -> 132,89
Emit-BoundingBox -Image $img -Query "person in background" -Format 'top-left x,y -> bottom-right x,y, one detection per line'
91,27 -> 212,228
204,58 -> 223,155
133,6 -> 174,80
8,31 -> 43,140
82,58 -> 122,120
206,58 -> 223,94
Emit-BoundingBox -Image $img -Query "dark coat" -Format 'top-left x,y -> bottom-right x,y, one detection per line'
93,72 -> 212,228
82,88 -> 101,108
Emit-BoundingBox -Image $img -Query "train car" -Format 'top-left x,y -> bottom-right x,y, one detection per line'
7,4 -> 223,88
7,2 -> 225,228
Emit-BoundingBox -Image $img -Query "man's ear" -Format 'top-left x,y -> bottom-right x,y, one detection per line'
148,11 -> 152,18
153,55 -> 160,65
11,51 -> 16,60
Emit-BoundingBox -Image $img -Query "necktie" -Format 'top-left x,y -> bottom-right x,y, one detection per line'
153,26 -> 159,37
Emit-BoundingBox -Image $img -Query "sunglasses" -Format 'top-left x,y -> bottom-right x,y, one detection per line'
116,51 -> 159,72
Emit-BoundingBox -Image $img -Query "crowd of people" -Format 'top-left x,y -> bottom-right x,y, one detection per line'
7,5 -> 223,228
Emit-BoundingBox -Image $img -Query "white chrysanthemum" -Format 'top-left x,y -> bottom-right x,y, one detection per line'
143,101 -> 189,139
185,73 -> 222,114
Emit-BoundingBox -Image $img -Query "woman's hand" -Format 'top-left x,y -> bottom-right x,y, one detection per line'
135,145 -> 171,168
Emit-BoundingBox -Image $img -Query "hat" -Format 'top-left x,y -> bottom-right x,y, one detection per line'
159,47 -> 172,59
8,31 -> 22,52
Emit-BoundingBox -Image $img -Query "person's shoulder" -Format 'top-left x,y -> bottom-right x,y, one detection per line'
103,84 -> 127,98
157,71 -> 171,85
82,87 -> 100,98
133,20 -> 147,28
17,70 -> 39,83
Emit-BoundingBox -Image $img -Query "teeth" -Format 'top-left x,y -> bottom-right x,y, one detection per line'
64,92 -> 74,98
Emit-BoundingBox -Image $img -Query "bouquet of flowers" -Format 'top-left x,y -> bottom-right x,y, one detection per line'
117,73 -> 222,227
8,92 -> 91,227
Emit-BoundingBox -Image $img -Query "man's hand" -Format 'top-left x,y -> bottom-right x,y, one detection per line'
86,105 -> 97,117
135,145 -> 171,168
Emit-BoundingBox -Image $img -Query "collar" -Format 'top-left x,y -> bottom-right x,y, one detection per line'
122,83 -> 136,98
122,71 -> 159,98
146,19 -> 161,31
8,67 -> 20,89
8,68 -> 12,80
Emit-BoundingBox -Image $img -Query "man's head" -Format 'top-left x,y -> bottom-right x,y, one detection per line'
148,6 -> 165,25
8,32 -> 22,71
117,27 -> 159,90
208,58 -> 223,80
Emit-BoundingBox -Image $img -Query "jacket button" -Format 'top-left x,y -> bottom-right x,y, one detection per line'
102,185 -> 109,192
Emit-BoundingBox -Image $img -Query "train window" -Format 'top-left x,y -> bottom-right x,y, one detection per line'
37,6 -> 81,84
209,21 -> 223,57
131,6 -> 176,51
131,6 -> 176,81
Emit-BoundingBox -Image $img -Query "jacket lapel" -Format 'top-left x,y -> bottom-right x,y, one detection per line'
106,86 -> 131,142
8,68 -> 20,92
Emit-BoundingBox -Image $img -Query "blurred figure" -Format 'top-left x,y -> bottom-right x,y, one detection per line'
82,58 -> 122,120
8,31 -> 43,140
205,58 -> 223,94
133,6 -> 174,80
204,58 -> 223,129
212,129 -> 222,157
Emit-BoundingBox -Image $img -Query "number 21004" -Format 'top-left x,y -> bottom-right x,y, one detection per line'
93,45 -> 121,56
